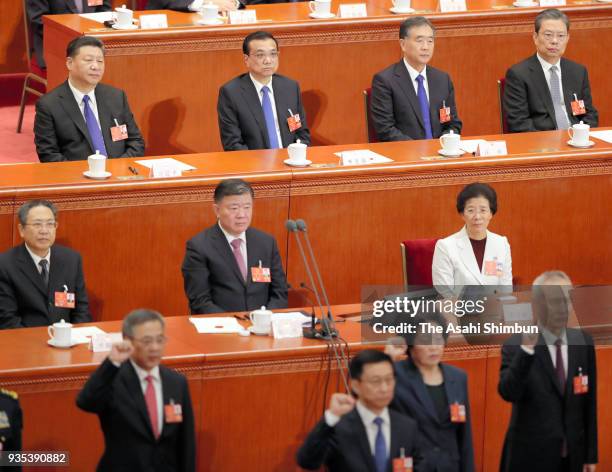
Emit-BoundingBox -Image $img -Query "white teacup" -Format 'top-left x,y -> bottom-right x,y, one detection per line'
249,306 -> 273,334
568,121 -> 590,146
199,2 -> 219,22
439,130 -> 461,153
48,319 -> 72,347
115,5 -> 133,28
309,0 -> 332,15
287,141 -> 307,163
392,0 -> 411,10
88,150 -> 107,176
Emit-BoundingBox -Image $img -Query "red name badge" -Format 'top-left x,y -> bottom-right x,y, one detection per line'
393,456 -> 413,472
88,0 -> 103,5
55,291 -> 75,309
484,259 -> 503,277
251,266 -> 271,283
573,373 -> 588,395
571,99 -> 586,116
439,106 -> 451,124
450,402 -> 466,423
164,403 -> 183,423
110,124 -> 128,142
287,114 -> 302,133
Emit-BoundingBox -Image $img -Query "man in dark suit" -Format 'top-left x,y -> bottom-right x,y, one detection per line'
77,309 -> 195,472
146,0 -> 237,12
26,0 -> 112,69
498,271 -> 597,472
182,178 -> 287,314
503,9 -> 598,133
34,36 -> 145,162
0,387 -> 23,471
370,17 -> 461,142
297,349 -> 421,472
217,31 -> 311,151
0,200 -> 90,329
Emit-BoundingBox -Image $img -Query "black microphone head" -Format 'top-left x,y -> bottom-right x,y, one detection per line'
285,219 -> 297,232
296,219 -> 307,231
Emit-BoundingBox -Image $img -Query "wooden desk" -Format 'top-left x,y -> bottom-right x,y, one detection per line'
0,129 -> 610,321
43,4 -> 612,155
1,305 -> 610,471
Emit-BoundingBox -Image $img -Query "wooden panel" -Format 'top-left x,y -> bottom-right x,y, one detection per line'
0,0 -> 27,74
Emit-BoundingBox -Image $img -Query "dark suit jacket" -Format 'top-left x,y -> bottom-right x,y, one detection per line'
76,359 -> 195,472
498,330 -> 598,472
0,388 -> 23,472
26,0 -> 112,69
370,61 -> 462,141
217,73 -> 311,150
393,359 -> 475,472
296,408 -> 421,472
146,0 -> 194,10
34,81 -> 145,162
0,244 -> 90,329
182,224 -> 288,314
503,54 -> 598,133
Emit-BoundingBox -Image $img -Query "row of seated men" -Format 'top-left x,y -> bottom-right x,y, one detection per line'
29,8 -> 598,162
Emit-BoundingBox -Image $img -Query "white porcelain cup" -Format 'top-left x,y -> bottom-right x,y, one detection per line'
88,151 -> 107,176
309,0 -> 332,15
48,319 -> 72,347
392,0 -> 411,10
115,5 -> 133,28
568,121 -> 590,146
439,130 -> 461,153
249,306 -> 273,334
199,2 -> 219,22
287,141 -> 307,163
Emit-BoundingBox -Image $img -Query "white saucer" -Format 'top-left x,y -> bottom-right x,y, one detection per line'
596,0 -> 612,2
309,12 -> 336,19
437,148 -> 464,157
112,23 -> 138,30
196,17 -> 224,25
248,326 -> 269,336
512,1 -> 538,6
83,171 -> 112,180
48,339 -> 78,348
284,158 -> 312,167
390,6 -> 415,13
567,139 -> 595,148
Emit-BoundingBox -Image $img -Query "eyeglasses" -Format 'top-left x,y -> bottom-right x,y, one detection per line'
131,335 -> 167,347
541,32 -> 568,42
250,51 -> 279,61
24,221 -> 57,230
463,208 -> 491,216
362,376 -> 395,388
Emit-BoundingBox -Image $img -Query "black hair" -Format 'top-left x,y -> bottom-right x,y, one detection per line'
213,179 -> 254,203
349,349 -> 394,380
242,31 -> 279,55
456,182 -> 498,215
66,36 -> 104,58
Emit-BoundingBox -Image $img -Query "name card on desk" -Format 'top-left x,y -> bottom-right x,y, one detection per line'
439,0 -> 467,12
477,140 -> 508,157
271,317 -> 303,339
89,333 -> 123,352
229,10 -> 257,24
140,14 -> 168,29
539,0 -> 565,6
150,162 -> 182,178
338,3 -> 368,17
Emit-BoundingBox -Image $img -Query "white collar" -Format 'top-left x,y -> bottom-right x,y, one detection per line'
249,74 -> 274,96
403,59 -> 427,84
68,79 -> 97,107
24,244 -> 50,267
130,359 -> 160,383
540,326 -> 568,345
218,221 -> 246,245
355,400 -> 390,427
536,53 -> 561,72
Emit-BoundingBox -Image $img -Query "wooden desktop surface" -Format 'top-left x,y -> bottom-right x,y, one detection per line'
42,4 -> 612,154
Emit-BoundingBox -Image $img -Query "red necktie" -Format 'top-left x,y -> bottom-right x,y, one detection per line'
230,239 -> 247,281
145,375 -> 159,439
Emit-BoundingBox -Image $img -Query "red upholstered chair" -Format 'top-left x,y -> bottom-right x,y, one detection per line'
362,88 -> 379,143
497,78 -> 510,134
135,0 -> 149,9
400,239 -> 439,290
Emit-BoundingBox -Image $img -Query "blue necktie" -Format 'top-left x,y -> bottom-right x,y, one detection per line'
373,417 -> 387,472
416,74 -> 433,139
83,95 -> 108,156
261,86 -> 280,149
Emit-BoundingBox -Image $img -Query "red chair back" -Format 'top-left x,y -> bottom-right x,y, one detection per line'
362,88 -> 379,143
400,239 -> 439,288
497,78 -> 509,134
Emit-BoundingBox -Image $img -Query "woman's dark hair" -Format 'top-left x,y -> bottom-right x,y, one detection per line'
456,182 -> 498,215
403,312 -> 449,356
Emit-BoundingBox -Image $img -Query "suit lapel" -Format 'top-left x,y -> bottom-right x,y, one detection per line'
405,360 -> 439,424
349,410 -> 377,472
272,76 -> 292,147
47,248 -> 64,298
426,68 -> 442,136
58,81 -> 94,151
560,58 -> 577,126
65,0 -> 79,13
159,366 -> 179,438
393,61 -> 424,130
240,75 -> 269,147
94,86 -> 114,157
15,244 -> 48,298
121,362 -> 158,440
211,224 -> 246,286
456,227 -> 484,285
528,55 -> 557,128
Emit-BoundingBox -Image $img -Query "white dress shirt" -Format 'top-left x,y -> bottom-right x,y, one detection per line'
25,244 -> 51,274
536,53 -> 570,124
218,222 -> 248,271
188,0 -> 204,10
404,60 -> 429,101
249,74 -> 284,148
68,80 -> 101,125
130,360 -> 164,435
324,401 -> 391,457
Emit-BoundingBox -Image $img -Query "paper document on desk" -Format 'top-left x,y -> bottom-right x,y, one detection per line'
590,130 -> 612,144
189,317 -> 243,333
79,12 -> 115,23
135,158 -> 196,171
335,150 -> 394,166
459,140 -> 487,154
72,326 -> 107,344
272,312 -> 314,327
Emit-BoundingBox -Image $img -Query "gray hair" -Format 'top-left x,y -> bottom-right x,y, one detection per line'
17,200 -> 58,225
535,8 -> 570,33
122,309 -> 165,338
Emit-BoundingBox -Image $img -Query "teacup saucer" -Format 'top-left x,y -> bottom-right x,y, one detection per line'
437,148 -> 464,157
512,1 -> 538,6
248,326 -> 269,336
390,6 -> 415,13
309,12 -> 336,19
284,158 -> 312,167
196,17 -> 224,25
567,139 -> 595,148
112,23 -> 138,30
83,171 -> 112,180
48,339 -> 79,348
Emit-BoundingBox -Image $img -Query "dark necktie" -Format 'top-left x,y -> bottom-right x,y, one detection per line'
549,66 -> 569,130
83,95 -> 108,157
39,259 -> 49,287
230,239 -> 247,281
555,338 -> 566,393
373,417 -> 387,472
415,75 -> 433,139
261,86 -> 280,149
